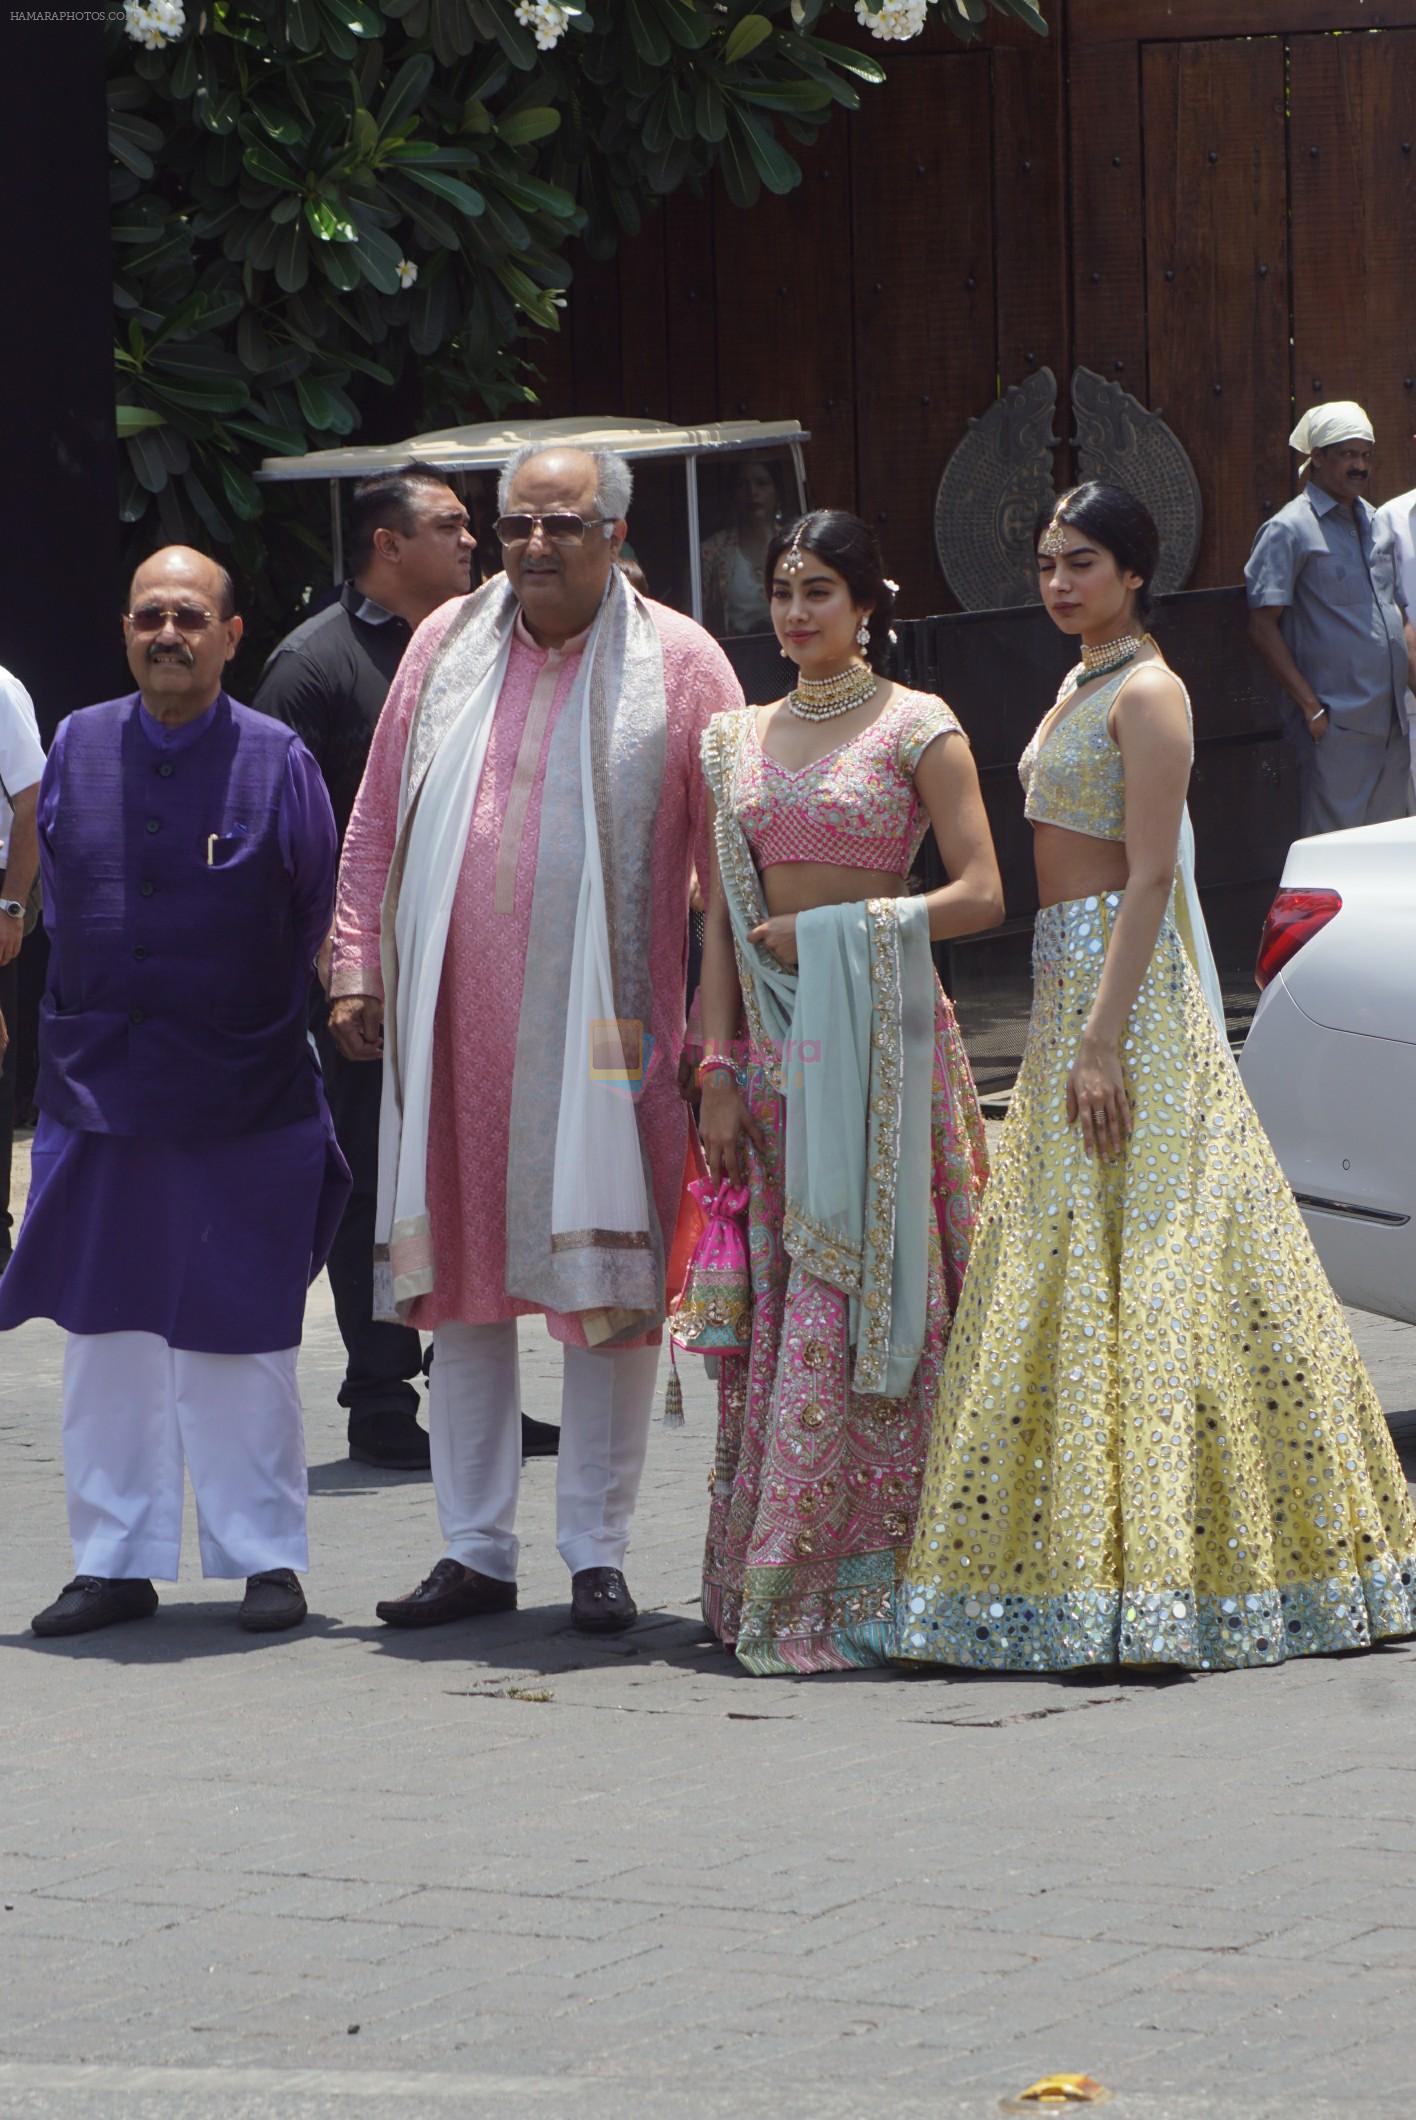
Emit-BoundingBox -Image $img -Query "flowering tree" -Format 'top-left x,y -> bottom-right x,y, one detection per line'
111,0 -> 1044,572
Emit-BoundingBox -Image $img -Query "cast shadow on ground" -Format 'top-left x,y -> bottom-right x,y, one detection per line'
306,1455 -> 432,1497
0,1607 -> 344,1664
336,1605 -> 1215,1700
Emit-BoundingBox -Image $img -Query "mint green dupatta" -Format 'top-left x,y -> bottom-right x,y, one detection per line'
702,711 -> 935,1398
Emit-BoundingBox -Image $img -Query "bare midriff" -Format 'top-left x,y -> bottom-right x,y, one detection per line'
760,863 -> 906,917
1032,821 -> 1129,910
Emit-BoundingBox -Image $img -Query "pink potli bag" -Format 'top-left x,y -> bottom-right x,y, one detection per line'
662,1163 -> 752,1428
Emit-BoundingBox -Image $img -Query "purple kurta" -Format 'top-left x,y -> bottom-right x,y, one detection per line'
0,696 -> 349,1354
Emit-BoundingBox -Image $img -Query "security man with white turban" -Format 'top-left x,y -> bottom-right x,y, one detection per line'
1246,401 -> 1416,835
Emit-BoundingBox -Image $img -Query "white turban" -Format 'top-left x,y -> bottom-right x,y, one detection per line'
1290,400 -> 1374,476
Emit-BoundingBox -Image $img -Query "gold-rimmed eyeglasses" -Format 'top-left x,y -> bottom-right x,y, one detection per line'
493,511 -> 614,547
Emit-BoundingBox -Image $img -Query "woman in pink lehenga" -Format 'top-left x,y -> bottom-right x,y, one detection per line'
695,511 -> 1001,1674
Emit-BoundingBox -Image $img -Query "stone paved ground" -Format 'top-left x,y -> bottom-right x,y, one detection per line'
4,1133 -> 1416,2120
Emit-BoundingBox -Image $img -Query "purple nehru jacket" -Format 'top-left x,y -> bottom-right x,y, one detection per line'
0,691 -> 350,1354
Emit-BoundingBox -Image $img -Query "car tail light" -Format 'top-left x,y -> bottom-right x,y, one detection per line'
1254,887 -> 1342,990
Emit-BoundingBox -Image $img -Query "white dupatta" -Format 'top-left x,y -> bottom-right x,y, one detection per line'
374,579 -> 655,1323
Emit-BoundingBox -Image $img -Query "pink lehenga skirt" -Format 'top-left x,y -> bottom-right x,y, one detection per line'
701,980 -> 989,1674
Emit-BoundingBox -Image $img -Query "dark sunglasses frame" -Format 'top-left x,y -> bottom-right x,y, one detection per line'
493,512 -> 615,547
125,603 -> 224,634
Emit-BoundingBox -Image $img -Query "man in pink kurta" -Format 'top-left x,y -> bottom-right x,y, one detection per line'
330,444 -> 743,1633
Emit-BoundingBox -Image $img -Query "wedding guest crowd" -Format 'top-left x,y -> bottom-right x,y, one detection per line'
6,435 -> 1416,1677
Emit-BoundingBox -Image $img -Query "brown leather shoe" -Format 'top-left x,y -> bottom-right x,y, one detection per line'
570,1567 -> 638,1634
238,1569 -> 307,1633
31,1576 -> 158,1639
376,1557 -> 517,1628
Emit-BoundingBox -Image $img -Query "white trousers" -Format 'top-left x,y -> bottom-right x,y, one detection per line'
61,1331 -> 308,1581
429,1321 -> 659,1581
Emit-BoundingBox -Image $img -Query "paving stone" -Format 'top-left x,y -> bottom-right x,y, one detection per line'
6,1130 -> 1416,2113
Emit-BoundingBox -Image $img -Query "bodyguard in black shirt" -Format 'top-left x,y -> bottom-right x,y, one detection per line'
254,466 -> 471,1469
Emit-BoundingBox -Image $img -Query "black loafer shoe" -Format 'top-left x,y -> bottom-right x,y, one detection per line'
31,1575 -> 158,1639
238,1569 -> 307,1633
376,1557 -> 517,1628
348,1410 -> 432,1471
521,1411 -> 560,1460
570,1567 -> 638,1635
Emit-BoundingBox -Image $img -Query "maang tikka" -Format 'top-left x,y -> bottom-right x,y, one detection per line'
1038,513 -> 1071,556
781,522 -> 807,573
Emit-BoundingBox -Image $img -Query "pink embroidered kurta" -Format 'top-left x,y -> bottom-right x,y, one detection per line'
331,596 -> 744,1344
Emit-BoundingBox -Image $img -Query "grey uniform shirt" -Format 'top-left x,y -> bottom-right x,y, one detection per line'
1244,484 -> 1408,736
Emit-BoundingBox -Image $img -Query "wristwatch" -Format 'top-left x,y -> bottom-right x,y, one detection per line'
0,899 -> 24,920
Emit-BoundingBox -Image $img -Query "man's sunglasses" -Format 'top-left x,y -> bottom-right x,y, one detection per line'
493,512 -> 614,547
126,602 -> 224,634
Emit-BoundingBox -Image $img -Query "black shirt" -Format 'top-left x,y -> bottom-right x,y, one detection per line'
252,581 -> 412,845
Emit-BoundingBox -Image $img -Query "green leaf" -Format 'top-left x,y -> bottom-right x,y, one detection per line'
242,141 -> 303,191
183,468 -> 235,544
733,105 -> 801,195
116,404 -> 168,437
624,0 -> 672,68
790,35 -> 885,85
655,0 -> 712,49
496,106 -> 560,147
316,241 -> 364,290
723,12 -> 773,64
378,51 -> 435,138
218,456 -> 264,520
128,428 -> 175,495
401,165 -> 486,217
348,218 -> 407,293
324,0 -> 383,33
108,116 -> 158,182
199,88 -> 240,136
226,415 -> 308,454
286,0 -> 323,51
305,197 -> 358,243
249,86 -> 307,146
736,78 -> 832,113
273,221 -> 311,293
295,375 -> 338,429
694,76 -> 728,143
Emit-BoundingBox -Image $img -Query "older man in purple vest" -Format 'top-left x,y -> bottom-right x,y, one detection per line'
0,547 -> 349,1639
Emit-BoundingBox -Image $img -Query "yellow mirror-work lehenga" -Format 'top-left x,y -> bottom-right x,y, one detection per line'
896,663 -> 1416,1672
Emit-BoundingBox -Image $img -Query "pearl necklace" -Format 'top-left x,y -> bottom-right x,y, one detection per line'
1079,632 -> 1146,678
788,662 -> 878,721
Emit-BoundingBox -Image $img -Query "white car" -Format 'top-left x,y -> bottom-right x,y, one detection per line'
1239,816 -> 1416,1326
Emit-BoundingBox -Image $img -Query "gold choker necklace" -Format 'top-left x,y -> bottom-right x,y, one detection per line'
789,663 -> 878,721
1080,632 -> 1146,677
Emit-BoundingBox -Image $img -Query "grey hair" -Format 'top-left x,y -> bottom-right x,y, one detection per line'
496,442 -> 633,523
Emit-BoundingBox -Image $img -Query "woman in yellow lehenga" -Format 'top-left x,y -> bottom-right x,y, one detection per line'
896,482 -> 1416,1673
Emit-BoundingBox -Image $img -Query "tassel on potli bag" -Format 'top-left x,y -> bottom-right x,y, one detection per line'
663,1349 -> 686,1430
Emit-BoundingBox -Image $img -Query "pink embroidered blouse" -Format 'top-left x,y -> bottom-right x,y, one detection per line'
725,690 -> 963,875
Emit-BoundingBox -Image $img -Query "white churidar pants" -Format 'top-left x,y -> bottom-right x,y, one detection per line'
428,1321 -> 659,1581
61,1331 -> 308,1581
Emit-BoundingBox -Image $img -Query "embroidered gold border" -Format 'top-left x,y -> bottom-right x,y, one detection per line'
550,1228 -> 653,1253
701,710 -> 784,1093
853,897 -> 904,1394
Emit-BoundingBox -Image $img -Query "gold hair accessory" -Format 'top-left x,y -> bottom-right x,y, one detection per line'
1038,514 -> 1070,556
781,522 -> 808,574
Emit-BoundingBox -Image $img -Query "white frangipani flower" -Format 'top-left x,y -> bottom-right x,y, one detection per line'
513,0 -> 579,52
396,258 -> 419,290
854,0 -> 929,38
124,0 -> 186,45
